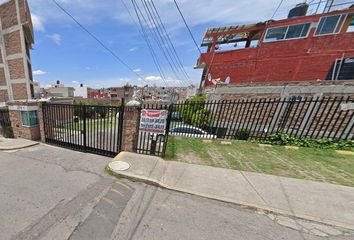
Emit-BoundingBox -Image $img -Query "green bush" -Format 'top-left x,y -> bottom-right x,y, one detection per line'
235,128 -> 251,140
258,132 -> 354,151
190,109 -> 214,129
175,95 -> 214,130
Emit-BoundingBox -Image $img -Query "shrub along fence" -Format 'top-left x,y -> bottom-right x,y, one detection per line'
169,96 -> 354,141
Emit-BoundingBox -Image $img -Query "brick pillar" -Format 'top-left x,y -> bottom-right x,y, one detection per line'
122,106 -> 140,152
7,100 -> 46,141
37,102 -> 46,142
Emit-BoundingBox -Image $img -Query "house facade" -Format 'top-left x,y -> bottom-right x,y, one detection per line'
196,5 -> 354,89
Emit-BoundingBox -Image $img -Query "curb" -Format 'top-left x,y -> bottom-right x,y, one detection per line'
0,142 -> 39,150
107,164 -> 354,231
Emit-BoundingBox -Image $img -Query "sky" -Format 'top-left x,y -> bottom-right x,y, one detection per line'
5,0 -> 325,88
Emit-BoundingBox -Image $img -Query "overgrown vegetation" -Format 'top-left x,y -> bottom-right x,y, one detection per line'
175,95 -> 214,130
258,132 -> 354,151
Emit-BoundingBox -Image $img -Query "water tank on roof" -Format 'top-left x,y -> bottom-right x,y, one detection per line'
288,3 -> 309,19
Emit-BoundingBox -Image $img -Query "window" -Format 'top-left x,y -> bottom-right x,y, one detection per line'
264,26 -> 287,42
315,14 -> 346,35
286,23 -> 311,39
347,16 -> 354,32
264,23 -> 311,42
21,111 -> 38,127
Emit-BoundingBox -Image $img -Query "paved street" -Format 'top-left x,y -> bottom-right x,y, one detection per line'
0,144 -> 353,239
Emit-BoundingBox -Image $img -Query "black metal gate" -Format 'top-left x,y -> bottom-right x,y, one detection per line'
0,108 -> 12,137
43,103 -> 124,157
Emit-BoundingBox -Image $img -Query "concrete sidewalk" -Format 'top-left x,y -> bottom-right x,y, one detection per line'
108,152 -> 354,231
0,137 -> 39,150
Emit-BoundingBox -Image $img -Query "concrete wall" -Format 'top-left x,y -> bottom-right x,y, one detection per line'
207,80 -> 354,101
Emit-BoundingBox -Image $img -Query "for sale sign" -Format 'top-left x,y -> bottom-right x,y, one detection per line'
139,109 -> 168,134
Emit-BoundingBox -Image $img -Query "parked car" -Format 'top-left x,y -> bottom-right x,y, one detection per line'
170,125 -> 217,139
171,112 -> 182,121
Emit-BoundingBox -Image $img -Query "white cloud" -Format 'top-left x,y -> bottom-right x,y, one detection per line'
33,70 -> 46,75
129,47 -> 138,52
72,81 -> 79,84
145,75 -> 162,82
48,33 -> 62,45
31,13 -> 45,32
144,75 -> 184,86
133,68 -> 141,73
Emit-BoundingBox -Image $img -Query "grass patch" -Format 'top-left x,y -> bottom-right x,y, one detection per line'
165,137 -> 354,187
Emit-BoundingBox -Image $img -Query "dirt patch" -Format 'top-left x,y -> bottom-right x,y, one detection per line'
178,152 -> 205,165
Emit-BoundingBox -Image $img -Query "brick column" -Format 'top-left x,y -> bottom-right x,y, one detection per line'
37,102 -> 46,142
122,106 -> 140,152
7,100 -> 46,141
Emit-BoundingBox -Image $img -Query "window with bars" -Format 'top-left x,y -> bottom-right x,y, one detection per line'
21,111 -> 38,127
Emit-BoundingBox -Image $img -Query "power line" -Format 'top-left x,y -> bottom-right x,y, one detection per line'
148,0 -> 193,85
51,0 -> 148,84
121,0 -> 168,86
172,0 -> 202,56
141,0 -> 188,85
131,0 -> 171,87
271,0 -> 285,19
132,0 -> 185,86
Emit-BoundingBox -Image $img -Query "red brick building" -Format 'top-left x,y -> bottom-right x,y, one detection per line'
196,5 -> 354,89
0,0 -> 34,105
88,90 -> 110,99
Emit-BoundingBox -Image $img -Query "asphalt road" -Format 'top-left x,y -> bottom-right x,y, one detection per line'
0,144 -> 353,240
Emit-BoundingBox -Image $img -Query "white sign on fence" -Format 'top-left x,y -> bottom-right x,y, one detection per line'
139,109 -> 168,134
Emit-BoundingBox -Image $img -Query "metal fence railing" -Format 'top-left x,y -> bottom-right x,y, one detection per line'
134,97 -> 354,157
169,96 -> 354,141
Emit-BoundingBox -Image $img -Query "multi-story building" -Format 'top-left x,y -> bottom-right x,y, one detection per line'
0,0 -> 34,105
195,3 -> 354,89
42,81 -> 75,98
74,84 -> 89,98
108,85 -> 134,102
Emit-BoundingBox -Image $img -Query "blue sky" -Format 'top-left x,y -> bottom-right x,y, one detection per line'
21,0 -> 316,88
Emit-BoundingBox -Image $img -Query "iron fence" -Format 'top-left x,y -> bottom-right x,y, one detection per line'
0,108 -> 10,126
169,96 -> 354,141
43,103 -> 124,157
0,108 -> 12,137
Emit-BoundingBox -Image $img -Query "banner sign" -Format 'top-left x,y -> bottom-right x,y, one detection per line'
139,109 -> 168,134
